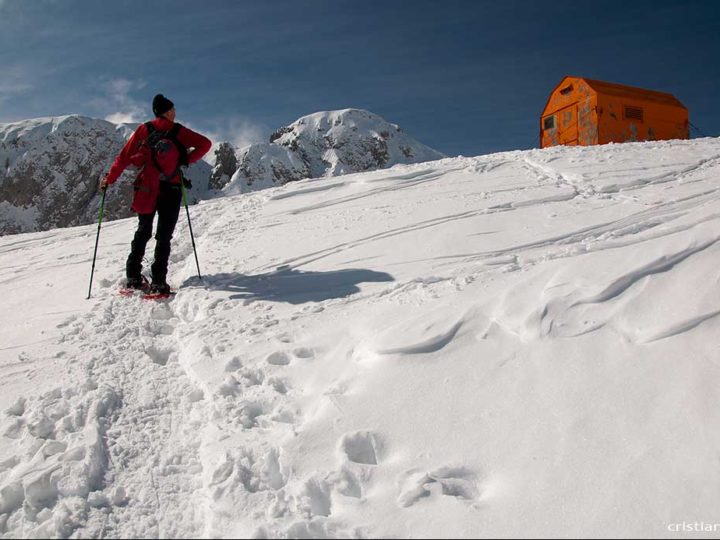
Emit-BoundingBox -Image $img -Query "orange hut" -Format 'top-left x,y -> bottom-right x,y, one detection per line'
540,76 -> 688,148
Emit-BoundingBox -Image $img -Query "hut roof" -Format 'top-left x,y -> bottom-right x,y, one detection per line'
579,77 -> 687,109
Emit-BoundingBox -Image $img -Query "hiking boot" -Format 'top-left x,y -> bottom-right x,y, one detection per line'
149,282 -> 172,295
126,276 -> 148,290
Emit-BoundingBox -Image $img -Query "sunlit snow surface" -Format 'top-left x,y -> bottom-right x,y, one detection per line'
0,138 -> 719,538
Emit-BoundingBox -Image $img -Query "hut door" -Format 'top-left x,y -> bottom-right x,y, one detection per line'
557,104 -> 578,145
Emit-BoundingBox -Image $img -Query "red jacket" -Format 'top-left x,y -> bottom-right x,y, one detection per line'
105,118 -> 212,214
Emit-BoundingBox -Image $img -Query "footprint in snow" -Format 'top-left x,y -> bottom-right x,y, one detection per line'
267,377 -> 289,394
397,466 -> 481,508
296,476 -> 332,518
224,356 -> 242,372
340,431 -> 382,465
186,388 -> 204,403
266,351 -> 291,366
237,401 -> 267,429
144,344 -> 173,366
333,466 -> 363,498
293,347 -> 315,359
217,375 -> 241,397
149,303 -> 174,321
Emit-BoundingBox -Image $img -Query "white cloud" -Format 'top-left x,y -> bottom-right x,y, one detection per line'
196,117 -> 268,165
91,77 -> 147,124
104,112 -> 140,124
207,118 -> 267,150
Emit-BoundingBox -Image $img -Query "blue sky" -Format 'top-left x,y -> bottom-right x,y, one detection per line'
0,0 -> 718,157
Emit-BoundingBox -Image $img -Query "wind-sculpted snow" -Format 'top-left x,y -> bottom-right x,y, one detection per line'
0,137 -> 719,538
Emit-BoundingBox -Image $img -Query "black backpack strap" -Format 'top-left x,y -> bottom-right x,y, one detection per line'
168,123 -> 189,167
143,121 -> 166,179
144,121 -> 162,148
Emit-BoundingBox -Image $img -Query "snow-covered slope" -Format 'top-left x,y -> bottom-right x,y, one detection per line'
0,138 -> 719,538
0,115 -> 212,235
225,109 -> 445,193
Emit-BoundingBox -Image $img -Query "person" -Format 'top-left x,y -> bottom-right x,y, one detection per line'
99,94 -> 211,294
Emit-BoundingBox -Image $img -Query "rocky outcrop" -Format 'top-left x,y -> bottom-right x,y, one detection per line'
208,142 -> 238,190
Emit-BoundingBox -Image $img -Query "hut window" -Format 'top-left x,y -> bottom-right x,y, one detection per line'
559,85 -> 573,95
624,106 -> 644,122
543,115 -> 555,130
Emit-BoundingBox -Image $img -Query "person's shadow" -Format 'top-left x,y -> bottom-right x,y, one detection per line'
182,265 -> 394,304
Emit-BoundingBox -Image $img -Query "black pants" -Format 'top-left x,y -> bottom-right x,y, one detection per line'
126,184 -> 182,284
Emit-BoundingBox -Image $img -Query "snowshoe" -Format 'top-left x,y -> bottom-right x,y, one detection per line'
119,276 -> 150,297
144,281 -> 176,300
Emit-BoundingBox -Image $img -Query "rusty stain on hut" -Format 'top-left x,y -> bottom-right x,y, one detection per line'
540,76 -> 689,148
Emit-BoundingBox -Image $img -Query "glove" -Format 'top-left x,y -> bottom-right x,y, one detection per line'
182,176 -> 192,190
99,178 -> 109,192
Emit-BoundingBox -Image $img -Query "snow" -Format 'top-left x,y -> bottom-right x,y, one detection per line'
224,143 -> 308,195
1,137 -> 719,538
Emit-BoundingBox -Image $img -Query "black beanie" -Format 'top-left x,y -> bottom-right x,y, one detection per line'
152,94 -> 174,117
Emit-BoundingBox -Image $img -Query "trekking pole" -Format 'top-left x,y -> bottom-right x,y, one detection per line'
87,189 -> 106,299
181,176 -> 202,280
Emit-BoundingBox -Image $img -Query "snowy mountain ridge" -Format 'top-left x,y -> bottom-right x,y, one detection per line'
0,137 -> 719,538
225,108 -> 446,193
0,110 -> 444,235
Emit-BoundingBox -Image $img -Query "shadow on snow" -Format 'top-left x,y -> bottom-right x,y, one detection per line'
182,265 -> 394,305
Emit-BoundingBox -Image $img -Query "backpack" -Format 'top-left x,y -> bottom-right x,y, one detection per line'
143,121 -> 188,182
